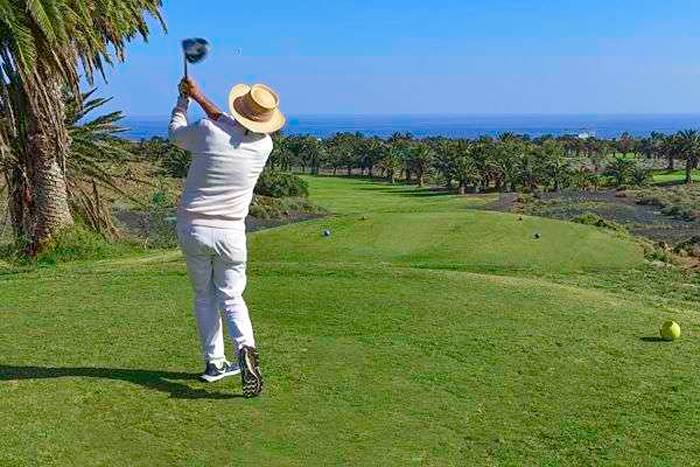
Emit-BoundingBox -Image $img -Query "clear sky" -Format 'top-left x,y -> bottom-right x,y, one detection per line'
98,0 -> 700,117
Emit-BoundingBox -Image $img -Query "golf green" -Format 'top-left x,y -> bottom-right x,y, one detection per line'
1,176 -> 699,465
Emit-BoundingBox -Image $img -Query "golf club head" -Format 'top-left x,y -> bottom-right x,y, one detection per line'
182,38 -> 210,64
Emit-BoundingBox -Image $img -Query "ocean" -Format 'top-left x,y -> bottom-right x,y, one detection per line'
121,114 -> 700,140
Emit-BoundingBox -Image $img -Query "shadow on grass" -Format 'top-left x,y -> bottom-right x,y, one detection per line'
0,365 -> 243,400
356,185 -> 455,197
398,191 -> 454,198
639,336 -> 668,343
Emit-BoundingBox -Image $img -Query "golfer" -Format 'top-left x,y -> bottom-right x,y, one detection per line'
169,78 -> 285,398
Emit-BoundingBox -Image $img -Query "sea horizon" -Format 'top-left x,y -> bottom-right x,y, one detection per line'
121,113 -> 700,140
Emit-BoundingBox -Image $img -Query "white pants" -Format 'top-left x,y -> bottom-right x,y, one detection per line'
177,223 -> 256,364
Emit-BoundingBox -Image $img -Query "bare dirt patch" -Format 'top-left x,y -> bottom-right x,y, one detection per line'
478,189 -> 700,245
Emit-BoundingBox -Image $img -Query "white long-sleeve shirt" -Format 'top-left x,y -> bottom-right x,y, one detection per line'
169,97 -> 273,229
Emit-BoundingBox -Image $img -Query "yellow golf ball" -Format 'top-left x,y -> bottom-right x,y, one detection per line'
660,320 -> 681,341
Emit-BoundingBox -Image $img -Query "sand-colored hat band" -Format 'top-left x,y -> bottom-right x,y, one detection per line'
233,93 -> 275,123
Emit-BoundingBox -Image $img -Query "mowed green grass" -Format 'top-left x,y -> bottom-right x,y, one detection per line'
651,169 -> 700,184
258,177 -> 642,274
1,176 -> 699,465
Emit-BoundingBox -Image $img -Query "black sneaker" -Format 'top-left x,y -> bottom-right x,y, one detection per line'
238,346 -> 263,398
199,360 -> 240,383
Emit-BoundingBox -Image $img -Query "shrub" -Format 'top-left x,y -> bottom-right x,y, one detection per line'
604,155 -> 651,187
31,225 -> 138,265
249,195 -> 325,219
255,170 -> 309,198
139,137 -> 191,178
631,185 -> 700,221
645,247 -> 675,264
674,236 -> 700,257
142,189 -> 179,249
572,212 -> 627,233
515,193 -> 536,204
629,164 -> 652,186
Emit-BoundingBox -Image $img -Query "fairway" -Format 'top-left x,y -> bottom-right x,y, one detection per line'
1,177 -> 699,465
651,169 -> 700,185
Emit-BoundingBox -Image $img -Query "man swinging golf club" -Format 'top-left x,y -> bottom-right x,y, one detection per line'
169,44 -> 285,397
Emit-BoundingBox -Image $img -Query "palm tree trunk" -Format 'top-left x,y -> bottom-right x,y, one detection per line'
686,156 -> 695,184
458,181 -> 466,195
26,80 -> 74,248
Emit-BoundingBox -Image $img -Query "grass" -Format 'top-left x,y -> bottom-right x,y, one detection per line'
651,169 -> 700,185
1,176 -> 700,465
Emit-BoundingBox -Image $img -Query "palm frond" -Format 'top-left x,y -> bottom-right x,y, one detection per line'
61,87 -> 139,235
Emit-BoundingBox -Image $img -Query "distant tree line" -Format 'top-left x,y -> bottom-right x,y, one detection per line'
267,130 -> 700,193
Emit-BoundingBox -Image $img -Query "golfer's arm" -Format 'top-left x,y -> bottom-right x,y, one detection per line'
193,93 -> 223,121
168,96 -> 199,150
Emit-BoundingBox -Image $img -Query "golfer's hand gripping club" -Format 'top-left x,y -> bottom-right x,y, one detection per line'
179,78 -> 202,100
178,78 -> 223,122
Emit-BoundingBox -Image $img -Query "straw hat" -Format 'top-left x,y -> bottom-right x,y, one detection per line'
228,83 -> 286,134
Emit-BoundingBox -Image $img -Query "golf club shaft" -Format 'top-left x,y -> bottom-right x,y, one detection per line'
184,54 -> 188,79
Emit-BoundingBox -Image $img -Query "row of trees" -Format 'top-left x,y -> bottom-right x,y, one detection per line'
269,130 -> 700,193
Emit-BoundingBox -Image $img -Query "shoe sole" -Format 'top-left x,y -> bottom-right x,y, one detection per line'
199,368 -> 241,383
240,352 -> 263,398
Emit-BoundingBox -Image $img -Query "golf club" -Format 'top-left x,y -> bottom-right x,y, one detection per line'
181,37 -> 211,79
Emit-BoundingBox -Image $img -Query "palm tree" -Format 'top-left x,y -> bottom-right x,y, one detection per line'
539,140 -> 570,192
470,137 -> 495,193
616,132 -> 637,156
364,137 -> 385,178
431,138 -> 457,190
433,139 -> 478,194
650,132 -> 674,170
629,162 -> 652,186
409,143 -> 434,187
269,135 -> 292,171
493,135 -> 525,192
605,155 -> 635,186
379,144 -> 403,184
326,133 -> 358,176
454,140 -> 481,194
301,137 -> 325,175
0,0 -> 164,252
675,130 -> 700,184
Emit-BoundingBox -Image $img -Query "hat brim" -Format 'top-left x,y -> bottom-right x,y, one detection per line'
228,84 -> 286,134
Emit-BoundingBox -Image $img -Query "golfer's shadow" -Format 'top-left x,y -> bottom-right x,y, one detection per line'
0,365 -> 243,399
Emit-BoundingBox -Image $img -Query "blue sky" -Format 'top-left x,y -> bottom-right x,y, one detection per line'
98,0 -> 700,117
